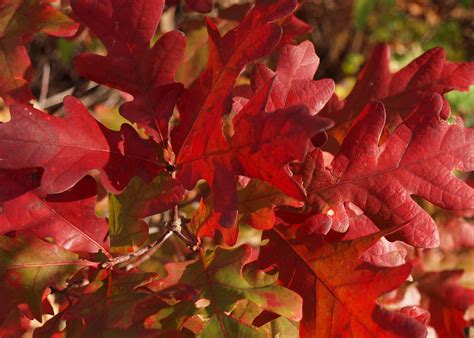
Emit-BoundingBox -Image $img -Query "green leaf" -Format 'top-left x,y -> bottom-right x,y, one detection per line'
62,271 -> 167,333
109,175 -> 184,253
0,234 -> 91,321
147,245 -> 302,336
261,317 -> 299,337
200,315 -> 263,338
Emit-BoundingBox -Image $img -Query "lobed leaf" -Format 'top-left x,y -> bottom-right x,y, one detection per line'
72,0 -> 185,144
0,234 -> 93,322
302,94 -> 473,248
417,270 -> 474,338
176,26 -> 333,236
0,96 -> 163,194
259,227 -> 427,338
109,175 -> 184,253
0,170 -> 110,256
147,245 -> 303,336
322,43 -> 474,132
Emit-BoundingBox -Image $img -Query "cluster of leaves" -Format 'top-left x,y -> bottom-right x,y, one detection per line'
0,0 -> 473,337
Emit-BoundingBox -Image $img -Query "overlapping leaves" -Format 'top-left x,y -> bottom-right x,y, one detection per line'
0,0 -> 472,336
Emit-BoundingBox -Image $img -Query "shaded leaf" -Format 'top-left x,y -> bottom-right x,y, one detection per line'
0,0 -> 78,104
417,270 -> 474,338
0,234 -> 93,322
109,175 -> 184,253
60,271 -> 171,334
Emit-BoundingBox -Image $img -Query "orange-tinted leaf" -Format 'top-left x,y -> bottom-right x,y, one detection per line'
259,227 -> 427,337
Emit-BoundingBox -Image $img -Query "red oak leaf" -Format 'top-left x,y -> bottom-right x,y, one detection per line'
322,44 -> 474,130
0,170 -> 110,256
417,270 -> 474,338
0,96 -> 163,194
251,41 -> 334,115
190,179 -> 303,245
181,79 -> 331,233
174,3 -> 333,231
71,0 -> 185,144
172,0 -> 299,153
174,0 -> 297,220
278,14 -> 312,48
0,307 -> 30,337
301,94 -> 473,248
0,0 -> 78,104
340,207 -> 411,267
259,226 -> 427,338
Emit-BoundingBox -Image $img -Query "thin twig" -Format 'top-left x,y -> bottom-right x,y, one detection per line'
99,230 -> 173,270
39,62 -> 50,108
100,218 -> 199,270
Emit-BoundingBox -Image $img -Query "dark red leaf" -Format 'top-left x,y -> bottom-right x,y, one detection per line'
72,0 -> 185,143
175,19 -> 333,232
186,0 -> 213,13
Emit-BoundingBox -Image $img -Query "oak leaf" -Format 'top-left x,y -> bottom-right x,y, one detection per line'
0,170 -> 110,256
259,227 -> 427,338
109,175 -> 184,253
72,0 -> 185,143
147,245 -> 303,337
417,270 -> 474,338
0,234 -> 94,322
0,96 -> 163,194
322,44 -> 474,131
302,95 -> 473,248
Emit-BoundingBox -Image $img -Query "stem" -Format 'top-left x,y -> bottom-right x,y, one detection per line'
99,230 -> 173,270
99,218 -> 199,270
